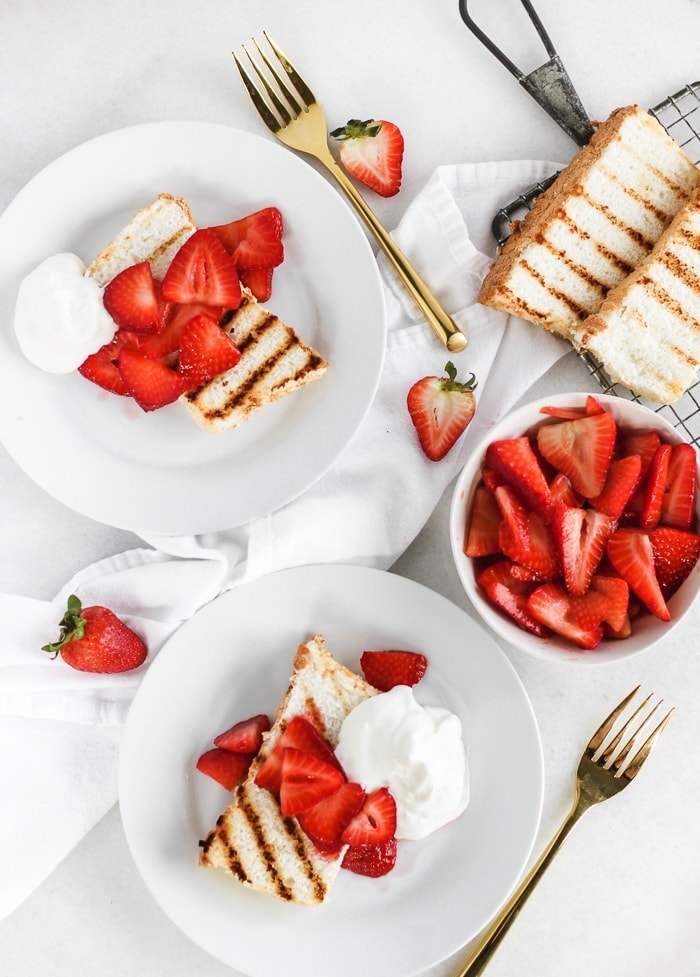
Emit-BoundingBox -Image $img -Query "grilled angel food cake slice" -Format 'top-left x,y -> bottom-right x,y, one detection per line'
87,194 -> 327,430
478,105 -> 700,339
198,634 -> 377,906
574,185 -> 700,404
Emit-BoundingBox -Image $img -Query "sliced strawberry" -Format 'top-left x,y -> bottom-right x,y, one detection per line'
176,313 -> 241,390
477,560 -> 550,636
254,715 -> 341,794
196,747 -> 252,790
406,361 -> 477,462
138,303 -> 223,361
620,429 -> 661,477
117,347 -> 186,411
526,582 -> 610,650
549,472 -> 582,509
495,486 -> 559,578
278,747 -> 346,817
359,649 -> 427,691
240,266 -> 274,302
606,529 -> 670,621
649,526 -> 700,598
214,713 -> 270,754
639,443 -> 672,530
482,468 -> 505,493
341,787 -> 397,847
78,337 -> 129,395
341,837 -> 398,877
464,484 -> 502,557
103,261 -> 161,333
209,207 -> 284,270
330,118 -> 404,197
539,405 -> 587,420
161,228 -> 242,308
297,781 -> 366,853
589,574 -> 630,632
584,395 -> 606,415
589,454 -> 642,519
550,505 -> 617,596
536,411 -> 617,498
660,442 -> 697,531
485,437 -> 552,513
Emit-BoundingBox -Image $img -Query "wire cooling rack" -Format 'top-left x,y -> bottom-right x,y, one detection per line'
492,81 -> 700,447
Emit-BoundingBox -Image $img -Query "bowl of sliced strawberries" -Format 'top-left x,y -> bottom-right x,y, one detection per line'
450,392 -> 700,663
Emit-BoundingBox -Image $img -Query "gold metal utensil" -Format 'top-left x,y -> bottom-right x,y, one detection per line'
233,32 -> 468,354
454,687 -> 673,977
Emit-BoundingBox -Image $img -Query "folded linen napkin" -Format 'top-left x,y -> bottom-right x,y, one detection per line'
0,158 -> 568,920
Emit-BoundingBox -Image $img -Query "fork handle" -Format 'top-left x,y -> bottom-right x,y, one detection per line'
317,152 -> 468,353
452,801 -> 587,977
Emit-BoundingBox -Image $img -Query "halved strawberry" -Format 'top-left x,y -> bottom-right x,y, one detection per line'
526,582 -> 610,650
240,266 -> 274,302
649,526 -> 700,598
477,560 -> 550,636
196,747 -> 252,790
550,505 -> 617,596
161,228 -> 242,308
331,118 -> 404,198
639,443 -> 672,530
254,715 -> 341,794
359,650 -> 427,691
660,442 -> 697,531
589,574 -> 630,632
539,396 -> 603,420
406,361 -> 477,462
117,347 -> 186,411
464,484 -> 502,557
606,528 -> 670,621
536,411 -> 617,498
176,313 -> 241,390
279,747 -> 346,817
213,713 -> 270,754
209,207 -> 284,270
342,837 -> 398,877
485,437 -> 552,513
138,303 -> 223,362
549,472 -> 582,509
297,781 -> 366,853
341,787 -> 397,847
589,454 -> 642,519
79,337 -> 129,395
103,261 -> 161,333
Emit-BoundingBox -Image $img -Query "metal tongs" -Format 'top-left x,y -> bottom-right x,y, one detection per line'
458,0 -> 594,146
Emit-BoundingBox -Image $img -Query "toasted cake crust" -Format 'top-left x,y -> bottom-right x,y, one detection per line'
198,634 -> 376,906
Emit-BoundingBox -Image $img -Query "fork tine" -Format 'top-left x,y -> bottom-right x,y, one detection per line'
262,31 -> 316,107
598,693 -> 657,766
621,707 -> 674,780
586,685 -> 640,754
251,36 -> 304,117
232,51 -> 283,133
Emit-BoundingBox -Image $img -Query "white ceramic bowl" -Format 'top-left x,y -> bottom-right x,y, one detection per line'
450,392 -> 700,664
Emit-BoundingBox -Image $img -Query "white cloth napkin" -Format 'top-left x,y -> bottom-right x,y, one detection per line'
0,159 -> 568,920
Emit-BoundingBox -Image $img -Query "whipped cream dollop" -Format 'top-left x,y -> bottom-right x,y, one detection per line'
14,253 -> 116,373
335,684 -> 469,841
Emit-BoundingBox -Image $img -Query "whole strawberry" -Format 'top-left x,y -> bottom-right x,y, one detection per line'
330,118 -> 404,197
407,361 -> 477,461
43,594 -> 147,673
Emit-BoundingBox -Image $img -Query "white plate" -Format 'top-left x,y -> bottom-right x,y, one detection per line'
119,565 -> 543,977
0,123 -> 386,535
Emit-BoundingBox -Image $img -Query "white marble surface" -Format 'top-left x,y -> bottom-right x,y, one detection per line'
2,0 -> 700,973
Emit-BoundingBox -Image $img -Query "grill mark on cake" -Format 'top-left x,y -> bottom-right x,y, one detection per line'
535,231 -> 609,296
597,161 -> 681,226
237,789 -> 295,901
635,275 -> 700,326
546,206 -> 635,278
519,258 -> 590,320
659,248 -> 700,295
571,185 -> 657,252
281,813 -> 329,903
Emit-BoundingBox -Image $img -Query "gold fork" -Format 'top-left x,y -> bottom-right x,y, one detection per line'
233,33 -> 468,354
455,687 -> 673,977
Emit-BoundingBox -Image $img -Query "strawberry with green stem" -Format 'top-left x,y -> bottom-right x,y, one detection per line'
43,594 -> 147,673
331,118 -> 404,197
407,361 -> 477,462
